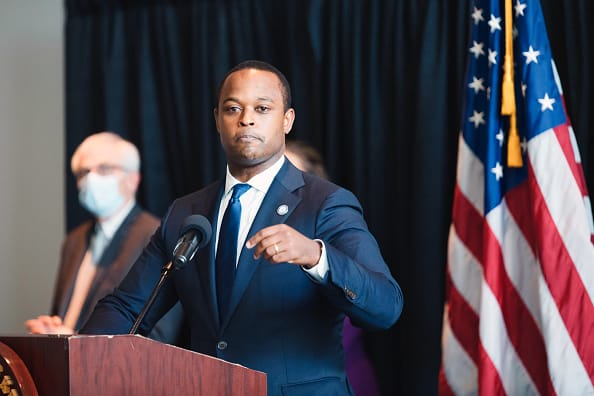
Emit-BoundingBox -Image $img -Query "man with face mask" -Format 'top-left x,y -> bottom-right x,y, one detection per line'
25,132 -> 185,344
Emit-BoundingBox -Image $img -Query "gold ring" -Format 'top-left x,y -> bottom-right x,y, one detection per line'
274,243 -> 279,254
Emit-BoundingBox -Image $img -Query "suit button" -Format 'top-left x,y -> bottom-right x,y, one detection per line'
344,286 -> 357,300
217,341 -> 228,350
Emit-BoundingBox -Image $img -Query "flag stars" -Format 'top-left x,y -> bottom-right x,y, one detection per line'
496,129 -> 504,147
468,76 -> 485,93
488,14 -> 502,33
515,0 -> 527,17
469,110 -> 486,128
488,49 -> 498,65
521,136 -> 528,153
538,93 -> 556,111
491,162 -> 503,181
523,46 -> 540,64
471,7 -> 484,25
469,41 -> 485,58
521,83 -> 527,97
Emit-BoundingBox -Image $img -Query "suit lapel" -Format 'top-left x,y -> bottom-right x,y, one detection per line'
189,182 -> 224,329
78,207 -> 142,328
96,205 -> 141,268
220,162 -> 304,328
56,222 -> 94,317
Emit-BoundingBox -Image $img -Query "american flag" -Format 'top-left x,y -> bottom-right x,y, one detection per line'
439,0 -> 594,394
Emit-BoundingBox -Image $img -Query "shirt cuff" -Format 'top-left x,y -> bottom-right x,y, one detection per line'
302,239 -> 328,281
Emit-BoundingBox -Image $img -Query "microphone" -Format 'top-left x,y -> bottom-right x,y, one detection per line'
129,214 -> 212,335
172,215 -> 212,269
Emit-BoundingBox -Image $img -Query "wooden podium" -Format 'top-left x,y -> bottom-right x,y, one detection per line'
0,334 -> 267,396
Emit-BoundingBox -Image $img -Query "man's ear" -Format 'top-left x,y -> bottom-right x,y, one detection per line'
213,107 -> 220,132
283,108 -> 295,134
126,171 -> 141,196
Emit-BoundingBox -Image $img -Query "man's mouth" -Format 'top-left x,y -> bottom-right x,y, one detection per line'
236,134 -> 260,142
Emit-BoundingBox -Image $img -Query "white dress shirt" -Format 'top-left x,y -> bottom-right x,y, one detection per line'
215,156 -> 328,280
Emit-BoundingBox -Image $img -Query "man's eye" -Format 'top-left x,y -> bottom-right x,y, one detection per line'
256,106 -> 270,112
97,164 -> 116,174
225,106 -> 241,112
75,169 -> 90,180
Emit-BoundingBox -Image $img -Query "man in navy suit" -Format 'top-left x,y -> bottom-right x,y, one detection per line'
81,60 -> 404,395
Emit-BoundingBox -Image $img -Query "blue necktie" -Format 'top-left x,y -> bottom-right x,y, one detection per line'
216,183 -> 250,321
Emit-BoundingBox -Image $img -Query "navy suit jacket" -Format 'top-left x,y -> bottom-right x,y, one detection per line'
81,160 -> 403,396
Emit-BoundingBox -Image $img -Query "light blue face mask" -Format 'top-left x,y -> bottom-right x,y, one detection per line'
78,173 -> 125,218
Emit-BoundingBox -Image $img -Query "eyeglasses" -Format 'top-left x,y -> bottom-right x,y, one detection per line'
73,164 -> 125,181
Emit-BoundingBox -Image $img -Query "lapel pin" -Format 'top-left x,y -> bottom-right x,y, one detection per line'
276,204 -> 289,216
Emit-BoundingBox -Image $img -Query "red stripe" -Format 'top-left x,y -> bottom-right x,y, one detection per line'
477,343 -> 506,396
508,159 -> 594,382
501,185 -> 557,395
453,184 -> 555,394
438,365 -> 456,396
451,185 -> 484,263
445,269 -> 479,363
481,196 -> 554,395
553,123 -> 589,197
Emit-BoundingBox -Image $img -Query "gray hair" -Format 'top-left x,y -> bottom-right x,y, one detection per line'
70,131 -> 140,173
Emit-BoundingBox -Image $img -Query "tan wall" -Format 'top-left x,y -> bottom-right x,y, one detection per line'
0,0 -> 64,332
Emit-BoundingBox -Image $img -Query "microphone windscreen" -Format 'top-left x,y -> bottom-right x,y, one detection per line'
178,214 -> 212,248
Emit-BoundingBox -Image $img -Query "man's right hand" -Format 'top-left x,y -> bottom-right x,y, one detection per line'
25,315 -> 75,335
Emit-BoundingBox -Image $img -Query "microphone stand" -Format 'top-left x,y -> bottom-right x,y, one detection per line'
129,261 -> 174,335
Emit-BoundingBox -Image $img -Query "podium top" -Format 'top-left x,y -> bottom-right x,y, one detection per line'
0,334 -> 266,396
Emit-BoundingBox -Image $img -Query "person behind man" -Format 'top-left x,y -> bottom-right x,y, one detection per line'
80,61 -> 404,395
285,139 -> 381,396
284,140 -> 329,179
25,132 -> 183,344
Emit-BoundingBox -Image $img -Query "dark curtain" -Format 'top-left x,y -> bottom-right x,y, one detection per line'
64,1 -> 593,394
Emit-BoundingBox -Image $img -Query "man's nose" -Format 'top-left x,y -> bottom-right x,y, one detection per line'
239,110 -> 255,126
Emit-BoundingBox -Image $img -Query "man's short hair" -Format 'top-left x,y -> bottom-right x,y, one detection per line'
215,60 -> 292,112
